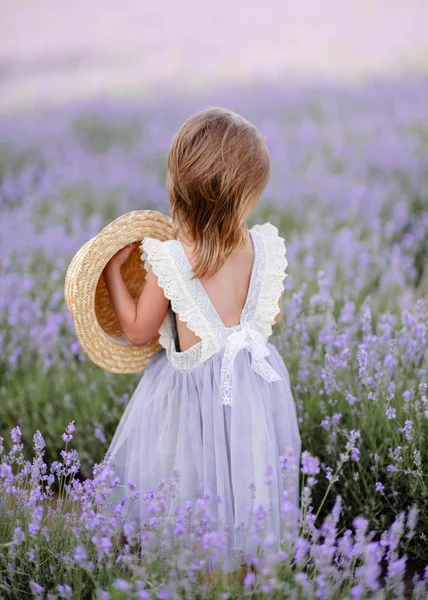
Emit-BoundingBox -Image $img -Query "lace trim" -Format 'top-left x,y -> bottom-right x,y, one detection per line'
169,340 -> 203,370
240,229 -> 264,326
140,241 -> 172,352
166,241 -> 228,357
140,238 -> 220,362
251,223 -> 288,339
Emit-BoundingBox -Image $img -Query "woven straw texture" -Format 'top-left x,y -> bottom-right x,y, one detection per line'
64,210 -> 173,374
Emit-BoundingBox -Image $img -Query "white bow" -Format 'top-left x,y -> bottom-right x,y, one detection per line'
219,325 -> 281,406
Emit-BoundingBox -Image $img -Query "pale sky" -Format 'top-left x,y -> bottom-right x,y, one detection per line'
1,0 -> 427,111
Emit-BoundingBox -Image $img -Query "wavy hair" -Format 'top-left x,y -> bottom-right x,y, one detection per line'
167,107 -> 270,278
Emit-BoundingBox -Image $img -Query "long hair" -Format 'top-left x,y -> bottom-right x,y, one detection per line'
167,107 -> 270,278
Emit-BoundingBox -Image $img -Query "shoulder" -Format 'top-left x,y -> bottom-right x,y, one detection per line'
140,237 -> 171,252
250,222 -> 288,337
251,222 -> 281,237
140,237 -> 178,260
139,237 -> 176,279
252,221 -> 288,288
251,222 -> 287,261
251,222 -> 283,241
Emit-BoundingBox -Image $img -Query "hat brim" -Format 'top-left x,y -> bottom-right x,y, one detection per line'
65,210 -> 174,374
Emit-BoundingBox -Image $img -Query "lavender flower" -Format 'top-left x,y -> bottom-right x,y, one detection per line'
301,452 -> 320,476
1,77 -> 428,594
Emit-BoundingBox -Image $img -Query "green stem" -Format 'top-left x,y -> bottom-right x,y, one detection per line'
314,460 -> 344,523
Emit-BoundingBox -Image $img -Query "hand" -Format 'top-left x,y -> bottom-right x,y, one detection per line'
105,242 -> 139,270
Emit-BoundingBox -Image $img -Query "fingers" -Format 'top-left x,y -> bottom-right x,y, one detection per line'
114,242 -> 138,264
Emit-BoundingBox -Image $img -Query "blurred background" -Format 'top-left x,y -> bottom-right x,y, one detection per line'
1,0 -> 428,111
1,0 -> 428,564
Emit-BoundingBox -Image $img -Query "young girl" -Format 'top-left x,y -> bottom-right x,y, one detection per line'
103,107 -> 301,566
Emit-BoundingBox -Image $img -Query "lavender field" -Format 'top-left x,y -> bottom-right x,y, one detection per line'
1,77 -> 428,597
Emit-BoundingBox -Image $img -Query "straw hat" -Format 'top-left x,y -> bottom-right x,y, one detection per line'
65,210 -> 174,374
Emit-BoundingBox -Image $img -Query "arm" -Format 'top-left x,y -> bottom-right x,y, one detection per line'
103,242 -> 169,346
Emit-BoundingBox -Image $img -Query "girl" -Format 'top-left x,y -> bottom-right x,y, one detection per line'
103,107 -> 301,567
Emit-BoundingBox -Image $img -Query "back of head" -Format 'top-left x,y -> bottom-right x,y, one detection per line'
167,107 -> 270,278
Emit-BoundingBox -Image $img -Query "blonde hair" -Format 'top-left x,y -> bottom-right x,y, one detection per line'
167,107 -> 270,278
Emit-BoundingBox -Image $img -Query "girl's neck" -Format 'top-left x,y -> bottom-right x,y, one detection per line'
176,226 -> 250,249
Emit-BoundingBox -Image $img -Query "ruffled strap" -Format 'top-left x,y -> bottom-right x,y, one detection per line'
251,223 -> 288,339
140,238 -> 220,362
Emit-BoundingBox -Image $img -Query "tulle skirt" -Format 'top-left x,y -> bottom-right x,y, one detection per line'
103,344 -> 301,569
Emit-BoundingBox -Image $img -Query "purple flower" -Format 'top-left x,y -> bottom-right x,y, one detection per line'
351,448 -> 360,462
407,506 -> 418,532
294,538 -> 310,566
12,525 -> 25,544
402,420 -> 413,441
157,587 -> 170,600
351,584 -> 364,599
243,573 -> 255,587
114,579 -> 132,593
346,392 -> 357,405
332,413 -> 342,425
29,522 -> 40,535
301,452 -> 320,476
94,427 -> 106,443
1,80 -> 428,596
100,537 -> 112,554
57,584 -> 73,599
387,557 -> 406,580
74,545 -> 87,564
357,348 -> 368,380
33,431 -> 46,453
376,482 -> 385,494
62,421 -> 76,443
385,407 -> 396,419
11,426 -> 22,443
29,582 -> 44,596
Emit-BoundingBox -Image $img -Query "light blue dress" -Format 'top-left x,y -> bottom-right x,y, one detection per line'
104,223 -> 301,567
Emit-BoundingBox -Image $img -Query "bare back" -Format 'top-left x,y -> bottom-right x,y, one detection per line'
177,232 -> 255,351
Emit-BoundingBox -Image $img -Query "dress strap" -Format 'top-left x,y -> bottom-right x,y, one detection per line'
140,225 -> 287,374
249,223 -> 288,339
168,240 -> 231,349
140,237 -> 220,362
